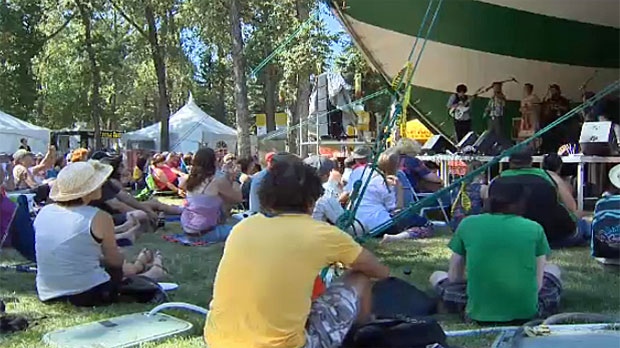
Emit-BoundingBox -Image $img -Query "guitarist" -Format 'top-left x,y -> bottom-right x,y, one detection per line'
447,84 -> 474,142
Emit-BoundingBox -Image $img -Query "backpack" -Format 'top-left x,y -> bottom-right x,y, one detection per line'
591,195 -> 620,259
341,278 -> 445,348
118,276 -> 168,304
341,317 -> 448,348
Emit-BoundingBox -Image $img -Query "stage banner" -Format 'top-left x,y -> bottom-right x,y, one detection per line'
255,113 -> 288,136
405,119 -> 433,143
255,114 -> 267,136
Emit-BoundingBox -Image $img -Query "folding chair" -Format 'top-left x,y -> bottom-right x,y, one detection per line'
397,170 -> 452,229
0,194 -> 37,272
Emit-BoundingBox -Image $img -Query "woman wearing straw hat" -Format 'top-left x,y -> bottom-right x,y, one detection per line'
591,164 -> 620,265
34,161 -> 168,307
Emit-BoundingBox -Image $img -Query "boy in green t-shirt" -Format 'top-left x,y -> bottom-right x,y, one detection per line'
430,180 -> 563,323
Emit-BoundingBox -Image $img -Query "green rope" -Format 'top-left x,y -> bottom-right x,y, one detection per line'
250,11 -> 318,78
261,88 -> 389,141
336,0 -> 444,231
362,80 -> 620,240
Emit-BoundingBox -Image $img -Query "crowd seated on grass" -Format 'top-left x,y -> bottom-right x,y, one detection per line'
450,160 -> 488,230
431,179 -> 562,324
494,147 -> 589,248
205,154 -> 390,348
34,161 -> 168,307
179,147 -> 242,243
150,153 -> 186,196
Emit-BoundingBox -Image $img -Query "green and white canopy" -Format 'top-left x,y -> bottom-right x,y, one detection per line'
330,0 -> 619,140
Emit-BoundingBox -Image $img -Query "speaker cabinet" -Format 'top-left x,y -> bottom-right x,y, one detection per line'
457,131 -> 478,150
421,135 -> 456,155
579,121 -> 619,156
473,130 -> 510,156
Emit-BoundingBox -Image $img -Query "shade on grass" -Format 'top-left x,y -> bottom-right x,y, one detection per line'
1,221 -> 618,348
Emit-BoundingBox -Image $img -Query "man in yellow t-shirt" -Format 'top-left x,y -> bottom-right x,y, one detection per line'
205,154 -> 390,348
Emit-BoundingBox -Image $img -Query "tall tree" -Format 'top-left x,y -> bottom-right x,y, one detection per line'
294,0 -> 311,157
110,0 -> 172,150
229,0 -> 251,157
76,0 -> 102,149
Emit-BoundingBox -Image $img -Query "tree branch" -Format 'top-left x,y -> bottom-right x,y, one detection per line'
108,0 -> 148,39
44,13 -> 76,42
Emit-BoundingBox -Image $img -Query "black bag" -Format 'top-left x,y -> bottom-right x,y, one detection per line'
118,276 -> 168,304
372,277 -> 438,318
341,317 -> 448,348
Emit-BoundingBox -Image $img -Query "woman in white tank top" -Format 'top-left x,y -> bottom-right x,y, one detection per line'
35,161 -> 168,306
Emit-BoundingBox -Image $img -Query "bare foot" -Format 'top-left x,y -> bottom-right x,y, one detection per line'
135,248 -> 154,268
380,234 -> 397,245
141,251 -> 168,281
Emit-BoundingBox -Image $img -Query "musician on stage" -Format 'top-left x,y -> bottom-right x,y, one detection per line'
483,82 -> 507,140
540,84 -> 571,153
446,84 -> 474,142
518,83 -> 541,142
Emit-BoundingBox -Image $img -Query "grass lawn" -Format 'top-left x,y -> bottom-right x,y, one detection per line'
1,215 -> 619,347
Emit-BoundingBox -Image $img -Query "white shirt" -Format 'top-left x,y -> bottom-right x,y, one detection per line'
344,165 -> 372,193
354,174 -> 396,232
34,205 -> 109,301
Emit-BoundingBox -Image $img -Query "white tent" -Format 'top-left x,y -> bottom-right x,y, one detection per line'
0,110 -> 50,154
123,94 -> 237,154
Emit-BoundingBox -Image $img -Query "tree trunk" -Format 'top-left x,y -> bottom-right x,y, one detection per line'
294,0 -> 312,157
76,0 -> 102,150
215,83 -> 226,122
229,0 -> 252,157
264,64 -> 277,132
145,1 -> 171,151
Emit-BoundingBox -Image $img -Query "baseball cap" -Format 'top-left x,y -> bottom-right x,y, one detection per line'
350,146 -> 371,160
508,146 -> 534,166
303,155 -> 335,176
90,151 -> 113,161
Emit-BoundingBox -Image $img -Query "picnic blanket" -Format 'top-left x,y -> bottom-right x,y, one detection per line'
162,224 -> 231,246
163,232 -> 223,246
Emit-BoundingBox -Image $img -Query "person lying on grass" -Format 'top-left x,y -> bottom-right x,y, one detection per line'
34,161 -> 167,307
430,179 -> 562,324
205,154 -> 390,348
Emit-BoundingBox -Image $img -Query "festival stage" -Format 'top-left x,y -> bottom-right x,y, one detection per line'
418,154 -> 620,211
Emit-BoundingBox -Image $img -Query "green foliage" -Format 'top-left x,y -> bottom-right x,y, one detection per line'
0,0 -> 361,150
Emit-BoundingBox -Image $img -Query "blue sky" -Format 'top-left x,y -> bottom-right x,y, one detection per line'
181,4 -> 348,71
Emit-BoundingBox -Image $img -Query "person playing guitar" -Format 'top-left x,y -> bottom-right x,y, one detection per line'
447,84 -> 486,142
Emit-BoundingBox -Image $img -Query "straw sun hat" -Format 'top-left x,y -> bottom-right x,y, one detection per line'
50,160 -> 113,202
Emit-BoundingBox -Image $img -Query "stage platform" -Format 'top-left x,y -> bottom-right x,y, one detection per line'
417,154 -> 620,211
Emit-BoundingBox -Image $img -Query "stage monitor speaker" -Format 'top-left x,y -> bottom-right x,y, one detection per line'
457,131 -> 478,149
421,135 -> 456,155
579,121 -> 619,156
473,130 -> 510,156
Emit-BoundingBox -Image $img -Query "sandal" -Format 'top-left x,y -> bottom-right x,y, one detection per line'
149,251 -> 170,278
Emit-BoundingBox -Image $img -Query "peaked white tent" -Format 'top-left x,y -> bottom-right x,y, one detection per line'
0,110 -> 50,154
123,94 -> 237,154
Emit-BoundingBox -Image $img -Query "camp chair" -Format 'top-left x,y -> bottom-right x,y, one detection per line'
396,170 -> 452,228
0,194 -> 37,272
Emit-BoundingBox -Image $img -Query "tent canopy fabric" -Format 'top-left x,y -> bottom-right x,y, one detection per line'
123,94 -> 237,154
0,110 -> 50,154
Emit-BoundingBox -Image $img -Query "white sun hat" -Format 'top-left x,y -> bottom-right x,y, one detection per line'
50,160 -> 113,202
609,164 -> 620,189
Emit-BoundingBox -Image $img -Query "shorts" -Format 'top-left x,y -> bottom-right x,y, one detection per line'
303,282 -> 360,348
44,267 -> 123,307
434,272 -> 562,320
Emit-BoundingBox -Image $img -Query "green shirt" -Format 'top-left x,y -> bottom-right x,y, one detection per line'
448,213 -> 551,322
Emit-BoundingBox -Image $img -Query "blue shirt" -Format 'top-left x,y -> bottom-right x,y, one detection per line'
249,169 -> 269,213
